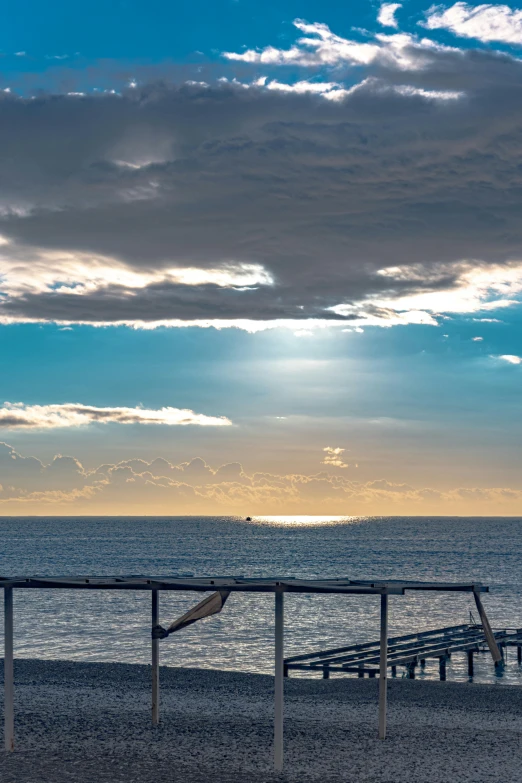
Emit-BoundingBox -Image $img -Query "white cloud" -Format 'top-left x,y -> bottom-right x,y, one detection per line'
357,262 -> 522,317
472,335 -> 483,341
391,83 -> 463,99
378,3 -> 402,28
0,240 -> 273,301
423,2 -> 522,44
223,18 -> 454,70
236,75 -> 462,102
264,79 -> 345,97
496,354 -> 522,364
322,446 -> 349,468
0,402 -> 232,429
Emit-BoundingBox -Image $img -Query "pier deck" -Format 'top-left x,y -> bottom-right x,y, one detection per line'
285,623 -> 522,679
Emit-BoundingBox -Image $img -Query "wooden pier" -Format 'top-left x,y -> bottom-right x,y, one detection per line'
285,623 -> 522,680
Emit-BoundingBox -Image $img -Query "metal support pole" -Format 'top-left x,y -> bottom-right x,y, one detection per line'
4,587 -> 14,752
473,591 -> 502,664
378,592 -> 388,740
518,645 -> 522,665
439,657 -> 446,681
274,587 -> 284,773
152,590 -> 159,725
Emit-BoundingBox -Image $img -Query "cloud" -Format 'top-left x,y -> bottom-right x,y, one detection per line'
423,2 -> 522,44
472,335 -> 483,341
0,442 -> 88,491
223,18 -> 455,69
378,3 -> 402,28
322,446 -> 349,468
1,27 -> 522,330
496,354 -> 522,364
1,442 -> 522,514
0,402 -> 232,429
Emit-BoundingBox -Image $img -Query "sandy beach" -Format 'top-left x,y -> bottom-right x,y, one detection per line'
1,659 -> 521,782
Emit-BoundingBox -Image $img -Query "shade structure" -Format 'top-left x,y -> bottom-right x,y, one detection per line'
1,574 -> 495,769
0,575 -> 490,593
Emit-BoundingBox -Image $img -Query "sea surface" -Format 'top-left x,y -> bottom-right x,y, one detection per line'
1,515 -> 522,685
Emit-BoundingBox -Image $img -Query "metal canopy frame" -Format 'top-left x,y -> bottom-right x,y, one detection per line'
0,575 -> 497,771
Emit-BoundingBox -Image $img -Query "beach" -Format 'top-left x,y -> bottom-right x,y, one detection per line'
1,659 -> 522,782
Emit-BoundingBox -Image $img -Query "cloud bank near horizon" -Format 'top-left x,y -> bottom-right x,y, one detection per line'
2,10 -> 522,330
1,441 -> 522,515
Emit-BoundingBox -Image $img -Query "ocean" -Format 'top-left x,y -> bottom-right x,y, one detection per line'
1,515 -> 522,685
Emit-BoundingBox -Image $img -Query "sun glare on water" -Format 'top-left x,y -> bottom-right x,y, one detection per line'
249,515 -> 363,526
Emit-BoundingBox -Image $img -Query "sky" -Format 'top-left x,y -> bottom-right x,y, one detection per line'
2,0 -> 522,515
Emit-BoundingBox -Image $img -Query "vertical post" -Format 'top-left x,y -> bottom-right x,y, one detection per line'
439,657 -> 446,681
4,587 -> 14,752
152,590 -> 159,726
517,645 -> 522,665
378,592 -> 388,740
274,587 -> 284,773
473,590 -> 502,664
467,649 -> 474,677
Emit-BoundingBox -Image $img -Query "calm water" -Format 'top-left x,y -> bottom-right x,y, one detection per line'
1,515 -> 522,684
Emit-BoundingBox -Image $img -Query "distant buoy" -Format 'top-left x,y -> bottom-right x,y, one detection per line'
246,516 -> 252,521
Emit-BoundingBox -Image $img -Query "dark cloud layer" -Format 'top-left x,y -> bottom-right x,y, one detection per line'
2,40 -> 522,326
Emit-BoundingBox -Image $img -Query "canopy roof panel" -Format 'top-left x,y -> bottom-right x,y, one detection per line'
0,576 -> 489,594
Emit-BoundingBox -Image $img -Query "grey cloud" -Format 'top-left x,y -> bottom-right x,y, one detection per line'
2,47 -> 522,325
0,442 -> 87,492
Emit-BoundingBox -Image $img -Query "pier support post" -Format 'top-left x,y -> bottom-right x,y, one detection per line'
152,590 -> 159,725
467,649 -> 474,677
378,592 -> 388,740
391,665 -> 397,677
473,590 -> 502,665
518,646 -> 522,665
274,587 -> 284,773
4,587 -> 14,752
439,657 -> 446,681
323,666 -> 330,680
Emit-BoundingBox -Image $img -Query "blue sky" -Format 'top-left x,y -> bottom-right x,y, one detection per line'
1,0 -> 522,514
